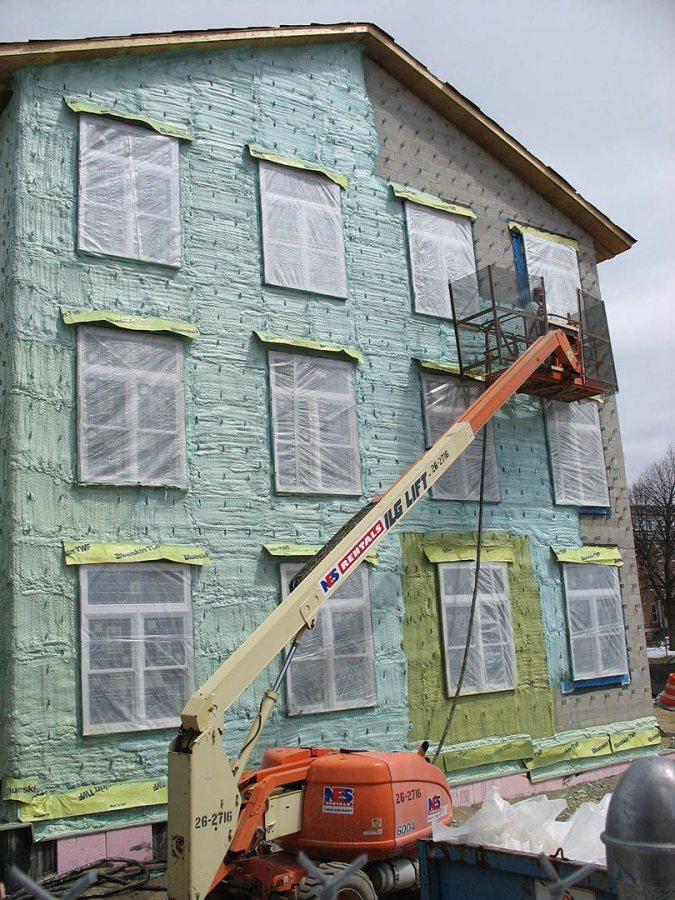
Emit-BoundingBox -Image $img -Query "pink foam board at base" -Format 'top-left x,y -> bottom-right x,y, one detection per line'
105,824 -> 153,860
56,825 -> 152,875
56,833 -> 106,875
451,754 -> 675,809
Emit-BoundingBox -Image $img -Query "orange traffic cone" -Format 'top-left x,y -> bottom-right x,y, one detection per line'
656,672 -> 675,710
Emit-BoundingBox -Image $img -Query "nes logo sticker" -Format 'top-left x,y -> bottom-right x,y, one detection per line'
427,794 -> 442,814
323,786 -> 355,815
319,519 -> 385,594
427,793 -> 449,822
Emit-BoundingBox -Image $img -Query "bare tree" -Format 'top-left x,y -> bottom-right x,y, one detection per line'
631,445 -> 675,647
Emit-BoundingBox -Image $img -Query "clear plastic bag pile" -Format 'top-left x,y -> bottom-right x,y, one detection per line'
432,788 -> 612,865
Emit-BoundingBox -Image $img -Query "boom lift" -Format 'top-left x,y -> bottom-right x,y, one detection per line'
168,325 -> 605,900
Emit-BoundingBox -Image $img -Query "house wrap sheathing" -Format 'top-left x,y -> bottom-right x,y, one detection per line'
0,23 -> 657,866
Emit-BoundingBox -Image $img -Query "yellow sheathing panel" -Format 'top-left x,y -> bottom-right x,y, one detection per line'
65,99 -> 193,140
402,533 -> 556,746
526,723 -> 661,771
439,735 -> 534,774
61,307 -> 200,338
3,776 -> 167,822
391,183 -> 476,219
418,360 -> 485,381
553,546 -> 623,566
248,144 -> 348,189
525,735 -> 613,770
609,727 -> 662,753
63,541 -> 210,565
263,542 -> 380,566
508,222 -> 578,250
255,331 -> 363,364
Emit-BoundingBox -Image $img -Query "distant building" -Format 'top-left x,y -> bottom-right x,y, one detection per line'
0,23 -> 658,876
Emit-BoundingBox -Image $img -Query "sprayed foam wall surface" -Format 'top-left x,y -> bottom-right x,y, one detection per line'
0,41 -> 651,835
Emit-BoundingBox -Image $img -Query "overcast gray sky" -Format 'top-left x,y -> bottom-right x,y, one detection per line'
2,0 -> 673,483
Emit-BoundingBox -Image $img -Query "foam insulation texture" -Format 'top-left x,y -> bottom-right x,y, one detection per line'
0,90 -> 22,785
0,41 -> 650,836
1,43 -> 412,832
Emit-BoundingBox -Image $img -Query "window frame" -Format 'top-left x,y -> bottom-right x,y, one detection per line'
422,373 -> 501,502
280,561 -> 376,716
438,561 -> 517,697
77,113 -> 181,266
546,399 -> 609,508
562,563 -> 629,684
79,562 -> 194,735
258,160 -> 348,298
268,350 -> 362,495
404,201 -> 478,320
77,325 -> 188,488
513,228 -> 582,324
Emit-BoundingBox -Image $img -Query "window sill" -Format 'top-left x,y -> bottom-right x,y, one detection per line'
561,673 -> 630,694
263,280 -> 348,302
76,246 -> 182,269
77,479 -> 189,490
274,489 -> 363,498
430,494 -> 502,504
286,700 -> 378,717
413,308 -> 453,323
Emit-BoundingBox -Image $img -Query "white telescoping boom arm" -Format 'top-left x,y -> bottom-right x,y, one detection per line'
167,328 -> 585,900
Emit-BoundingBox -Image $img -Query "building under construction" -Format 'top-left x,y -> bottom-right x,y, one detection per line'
0,22 -> 658,876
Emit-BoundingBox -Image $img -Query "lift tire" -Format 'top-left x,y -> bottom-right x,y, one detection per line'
298,861 -> 377,900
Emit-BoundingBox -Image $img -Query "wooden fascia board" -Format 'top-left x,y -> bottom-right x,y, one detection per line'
0,21 -> 634,260
0,24 -> 370,78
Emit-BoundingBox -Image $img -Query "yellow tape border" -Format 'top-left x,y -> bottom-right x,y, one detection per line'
61,307 -> 200,339
65,99 -> 193,141
392,183 -> 476,220
3,777 -> 167,822
249,144 -> 348,190
63,541 -> 210,566
552,545 -> 623,566
255,331 -> 363,364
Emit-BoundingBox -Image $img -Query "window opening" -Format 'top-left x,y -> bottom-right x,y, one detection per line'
78,114 -> 181,265
268,351 -> 361,494
259,160 -> 347,297
439,562 -> 517,695
77,326 -> 188,487
422,373 -> 500,501
562,563 -> 628,681
80,562 -> 194,734
280,562 -> 376,714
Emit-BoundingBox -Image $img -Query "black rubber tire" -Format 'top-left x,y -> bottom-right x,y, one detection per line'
297,861 -> 377,900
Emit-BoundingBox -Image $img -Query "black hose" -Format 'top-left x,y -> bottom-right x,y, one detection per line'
431,422 -> 488,766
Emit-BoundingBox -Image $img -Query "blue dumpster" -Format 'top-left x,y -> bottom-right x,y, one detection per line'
418,840 -> 618,899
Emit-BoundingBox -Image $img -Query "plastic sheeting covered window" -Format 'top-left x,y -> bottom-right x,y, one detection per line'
281,563 -> 376,715
522,232 -> 581,322
562,563 -> 628,680
259,160 -> 347,297
546,400 -> 609,507
77,114 -> 181,265
78,326 -> 188,487
439,562 -> 517,696
405,202 -> 478,319
422,374 -> 500,501
80,562 -> 194,734
269,351 -> 361,494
